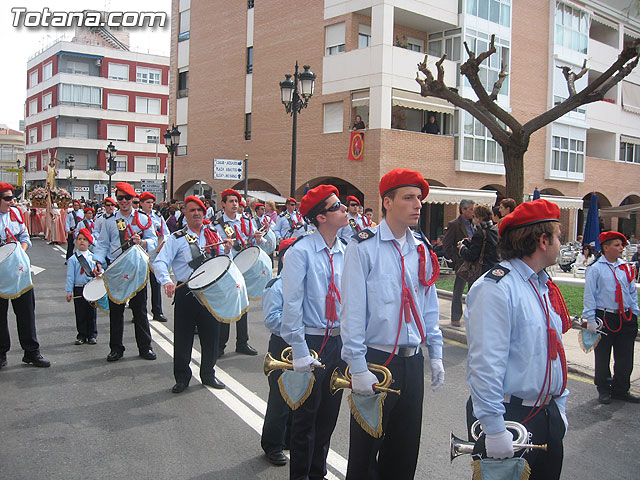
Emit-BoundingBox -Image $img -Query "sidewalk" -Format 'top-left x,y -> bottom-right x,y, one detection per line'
436,290 -> 640,393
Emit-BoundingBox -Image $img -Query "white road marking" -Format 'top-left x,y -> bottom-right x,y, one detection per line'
149,319 -> 347,479
54,245 -> 66,254
31,265 -> 44,275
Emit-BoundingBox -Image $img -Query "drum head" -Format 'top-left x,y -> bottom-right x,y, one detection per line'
83,278 -> 107,302
233,246 -> 261,274
0,243 -> 17,263
188,256 -> 231,290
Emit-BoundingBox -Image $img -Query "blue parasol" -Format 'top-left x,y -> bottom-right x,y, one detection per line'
583,193 -> 600,251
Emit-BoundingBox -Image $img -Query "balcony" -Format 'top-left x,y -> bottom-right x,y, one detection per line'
324,0 -> 458,27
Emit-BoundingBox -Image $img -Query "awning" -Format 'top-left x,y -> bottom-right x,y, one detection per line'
57,51 -> 103,61
599,203 -> 640,219
621,134 -> 640,145
625,28 -> 640,39
540,194 -> 584,210
392,88 -> 455,115
425,187 -> 496,205
351,90 -> 369,107
622,81 -> 640,115
245,190 -> 288,204
592,14 -> 618,31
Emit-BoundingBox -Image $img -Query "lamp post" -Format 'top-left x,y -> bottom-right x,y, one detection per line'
164,125 -> 181,201
106,141 -> 117,196
66,154 -> 75,199
16,158 -> 24,200
279,62 -> 316,197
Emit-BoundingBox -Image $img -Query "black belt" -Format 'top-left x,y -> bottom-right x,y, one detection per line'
596,308 -> 632,317
368,345 -> 421,357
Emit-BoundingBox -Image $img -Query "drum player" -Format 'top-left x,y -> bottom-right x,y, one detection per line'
93,182 -> 158,363
0,183 -> 50,369
153,195 -> 233,393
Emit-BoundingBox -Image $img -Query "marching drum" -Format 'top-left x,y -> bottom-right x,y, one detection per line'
0,242 -> 33,299
82,277 -> 110,312
260,228 -> 277,255
233,246 -> 273,300
103,245 -> 150,304
188,255 -> 248,323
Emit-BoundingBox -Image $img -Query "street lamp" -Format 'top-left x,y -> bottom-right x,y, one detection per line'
164,124 -> 181,201
66,154 -> 75,199
279,62 -> 316,197
106,141 -> 117,196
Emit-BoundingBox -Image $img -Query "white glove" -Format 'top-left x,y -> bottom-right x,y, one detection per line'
559,410 -> 569,433
292,355 -> 321,372
351,370 -> 378,396
485,430 -> 514,459
430,358 -> 445,391
586,321 -> 597,334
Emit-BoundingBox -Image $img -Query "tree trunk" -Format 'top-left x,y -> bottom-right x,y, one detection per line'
502,147 -> 526,204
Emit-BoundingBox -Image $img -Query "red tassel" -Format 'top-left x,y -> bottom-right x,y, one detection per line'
546,280 -> 571,334
548,328 -> 558,360
557,339 -> 568,395
417,245 -> 440,287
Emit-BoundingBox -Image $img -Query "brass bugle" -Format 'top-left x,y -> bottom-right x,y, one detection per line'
329,363 -> 401,395
263,346 -> 325,377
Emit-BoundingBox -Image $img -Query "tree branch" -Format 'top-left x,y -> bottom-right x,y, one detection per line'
488,63 -> 508,102
558,59 -> 588,96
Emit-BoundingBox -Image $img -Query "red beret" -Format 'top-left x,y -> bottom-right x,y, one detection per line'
84,207 -> 95,214
239,198 -> 246,207
379,168 -> 429,199
279,237 -> 296,254
72,199 -> 81,205
184,195 -> 206,211
139,192 -> 156,202
76,228 -> 93,244
498,199 -> 561,236
115,182 -> 136,197
0,183 -> 14,193
299,185 -> 339,217
104,197 -> 117,206
346,195 -> 361,206
286,197 -> 297,204
255,203 -> 265,208
221,189 -> 242,202
599,231 -> 627,247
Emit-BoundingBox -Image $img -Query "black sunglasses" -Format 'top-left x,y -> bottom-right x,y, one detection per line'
324,200 -> 342,213
1,195 -> 14,202
349,203 -> 359,207
117,195 -> 133,201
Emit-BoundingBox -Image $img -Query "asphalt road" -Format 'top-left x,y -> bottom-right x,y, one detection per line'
1,239 -> 638,480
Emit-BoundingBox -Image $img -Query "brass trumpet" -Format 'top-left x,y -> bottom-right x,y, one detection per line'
329,364 -> 401,395
263,346 -> 324,377
450,420 -> 548,463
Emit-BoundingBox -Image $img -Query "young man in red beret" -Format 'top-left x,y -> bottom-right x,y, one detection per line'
94,197 -> 116,239
340,169 -> 442,479
274,196 -> 311,240
280,184 -> 348,480
93,182 -> 158,362
337,195 -> 366,243
583,231 -> 639,404
0,183 -> 50,369
65,199 -> 85,260
466,199 -> 569,479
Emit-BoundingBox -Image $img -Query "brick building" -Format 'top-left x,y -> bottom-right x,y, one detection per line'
169,0 -> 640,240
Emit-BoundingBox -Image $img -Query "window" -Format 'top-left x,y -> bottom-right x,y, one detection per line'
42,123 -> 52,141
0,145 -> 18,162
248,0 -> 254,7
323,101 -> 343,133
245,113 -> 251,140
247,47 -> 253,74
108,63 -> 129,81
28,156 -> 37,172
553,95 -> 586,114
135,127 -> 160,144
59,84 -> 102,107
43,62 -> 53,81
43,92 -> 52,110
28,99 -> 38,116
107,94 -> 128,111
29,70 -> 38,88
64,60 -> 90,75
61,122 -> 89,139
176,125 -> 187,156
552,135 -> 585,173
325,23 -> 345,56
179,9 -> 190,40
107,124 -> 128,141
135,97 -> 161,114
407,37 -> 424,53
428,30 -> 461,62
462,111 -> 504,164
28,128 -> 37,145
620,141 -> 640,164
136,67 -> 161,85
178,70 -> 189,98
464,31 -> 510,95
134,157 -> 159,173
358,24 -> 371,49
467,0 -> 511,27
555,3 -> 588,53
113,155 -> 127,172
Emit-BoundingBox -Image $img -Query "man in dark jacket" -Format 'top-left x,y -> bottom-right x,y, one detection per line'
443,199 -> 475,326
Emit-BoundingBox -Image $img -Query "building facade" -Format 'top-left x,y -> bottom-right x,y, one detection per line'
0,124 -> 25,189
25,23 -> 169,200
169,0 -> 640,240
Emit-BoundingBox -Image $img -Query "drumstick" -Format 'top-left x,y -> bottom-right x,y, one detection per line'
112,239 -> 132,255
154,239 -> 165,254
204,241 -> 224,248
175,270 -> 206,290
72,295 -> 83,299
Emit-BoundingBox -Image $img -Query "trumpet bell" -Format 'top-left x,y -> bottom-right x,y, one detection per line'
263,352 -> 293,377
450,431 -> 475,463
329,368 -> 352,395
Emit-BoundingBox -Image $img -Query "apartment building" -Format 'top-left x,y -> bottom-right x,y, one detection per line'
25,23 -> 169,200
0,124 -> 25,188
169,0 -> 640,239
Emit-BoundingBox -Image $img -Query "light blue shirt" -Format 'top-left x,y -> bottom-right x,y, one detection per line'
150,210 -> 169,243
93,210 -> 157,265
214,212 -> 260,258
153,225 -> 227,285
274,210 -> 310,240
0,208 -> 31,247
65,208 -> 84,233
65,250 -> 95,293
583,256 -> 639,321
340,220 -> 442,374
93,212 -> 111,238
262,276 -> 283,336
281,230 -> 345,358
465,258 -> 569,435
338,213 -> 366,243
73,217 -> 95,238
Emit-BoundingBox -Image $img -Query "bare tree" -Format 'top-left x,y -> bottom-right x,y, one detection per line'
416,35 -> 640,203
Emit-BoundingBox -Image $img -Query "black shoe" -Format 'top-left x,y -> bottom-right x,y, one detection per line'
598,391 -> 612,404
106,350 -> 123,362
0,356 -> 7,369
172,382 -> 189,393
201,376 -> 225,389
612,391 -> 640,403
236,343 -> 258,356
139,350 -> 157,360
22,353 -> 51,368
74,338 -> 87,345
153,314 -> 168,323
87,338 -> 97,345
265,450 -> 287,466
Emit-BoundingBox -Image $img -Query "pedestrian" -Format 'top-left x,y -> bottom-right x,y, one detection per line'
65,199 -> 85,260
583,231 -> 639,404
466,199 -> 570,479
420,113 -> 440,134
458,203 -> 499,281
340,168 -> 443,480
337,195 -> 366,243
94,197 -> 116,239
274,197 -> 310,240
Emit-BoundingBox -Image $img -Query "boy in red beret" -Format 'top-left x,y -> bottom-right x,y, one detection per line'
65,199 -> 85,260
274,196 -> 311,240
337,195 -> 366,243
583,231 -> 639,404
466,199 -> 569,479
